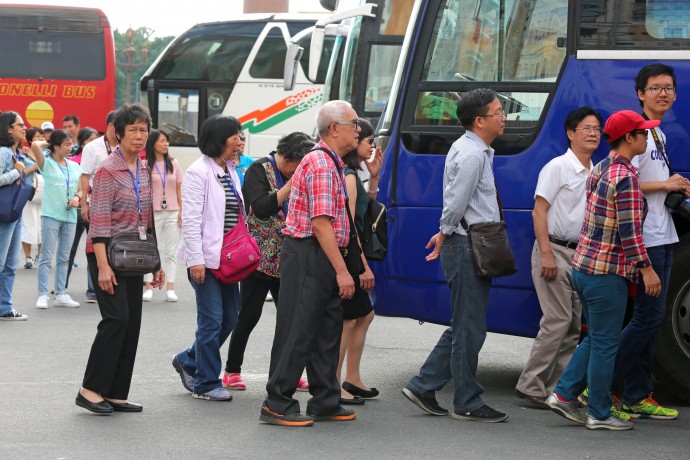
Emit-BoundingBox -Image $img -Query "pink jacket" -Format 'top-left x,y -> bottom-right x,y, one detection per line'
177,155 -> 243,269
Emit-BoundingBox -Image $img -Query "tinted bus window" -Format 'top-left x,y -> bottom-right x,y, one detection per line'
249,27 -> 288,79
580,0 -> 690,48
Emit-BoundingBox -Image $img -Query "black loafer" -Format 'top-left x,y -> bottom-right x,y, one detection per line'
515,389 -> 548,409
339,396 -> 365,405
343,381 -> 379,399
75,392 -> 113,414
108,401 -> 143,412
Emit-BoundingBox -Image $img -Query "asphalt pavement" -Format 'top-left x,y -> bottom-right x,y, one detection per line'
2,246 -> 689,459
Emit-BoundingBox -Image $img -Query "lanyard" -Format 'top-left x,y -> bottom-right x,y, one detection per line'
117,148 -> 143,224
267,153 -> 289,215
56,159 -> 71,201
641,112 -> 673,174
104,136 -> 112,155
154,161 -> 166,197
221,174 -> 246,219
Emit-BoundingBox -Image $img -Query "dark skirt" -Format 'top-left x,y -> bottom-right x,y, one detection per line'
342,276 -> 374,320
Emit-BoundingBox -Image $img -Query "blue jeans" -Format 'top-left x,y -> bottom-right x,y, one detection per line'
37,216 -> 76,297
613,244 -> 672,404
554,270 -> 628,420
175,269 -> 240,394
0,218 -> 22,315
407,233 -> 492,413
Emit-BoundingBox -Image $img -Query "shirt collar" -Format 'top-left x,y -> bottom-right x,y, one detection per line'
316,140 -> 346,169
565,148 -> 592,174
609,152 -> 640,177
464,130 -> 494,157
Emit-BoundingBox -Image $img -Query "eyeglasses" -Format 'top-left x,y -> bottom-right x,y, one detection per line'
574,126 -> 602,135
630,129 -> 649,138
644,86 -> 676,95
479,109 -> 505,119
333,120 -> 360,128
238,137 -> 246,142
10,122 -> 25,128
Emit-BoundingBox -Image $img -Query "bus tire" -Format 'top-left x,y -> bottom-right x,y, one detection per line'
653,238 -> 690,402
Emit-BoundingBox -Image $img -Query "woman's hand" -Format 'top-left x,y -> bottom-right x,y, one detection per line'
366,147 -> 383,178
190,264 -> 205,284
359,265 -> 375,292
98,263 -> 118,295
151,269 -> 166,289
67,195 -> 80,209
177,210 -> 182,227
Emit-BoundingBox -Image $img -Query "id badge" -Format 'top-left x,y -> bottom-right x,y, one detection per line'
161,198 -> 168,209
138,225 -> 147,241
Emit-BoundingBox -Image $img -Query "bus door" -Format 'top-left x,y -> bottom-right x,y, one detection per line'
229,22 -> 325,158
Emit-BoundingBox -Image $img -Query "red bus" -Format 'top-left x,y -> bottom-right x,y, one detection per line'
0,4 -> 116,132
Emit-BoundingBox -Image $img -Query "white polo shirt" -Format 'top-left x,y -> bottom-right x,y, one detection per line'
80,135 -> 113,180
631,127 -> 678,248
534,149 -> 592,243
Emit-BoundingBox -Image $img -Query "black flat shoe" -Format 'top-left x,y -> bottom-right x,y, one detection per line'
343,381 -> 379,399
75,392 -> 113,414
108,401 -> 143,412
339,396 -> 365,405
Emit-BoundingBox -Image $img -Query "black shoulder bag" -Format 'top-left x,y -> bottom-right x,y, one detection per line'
361,197 -> 387,261
315,147 -> 365,278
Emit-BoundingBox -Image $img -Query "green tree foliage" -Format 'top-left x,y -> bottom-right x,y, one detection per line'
114,27 -> 174,107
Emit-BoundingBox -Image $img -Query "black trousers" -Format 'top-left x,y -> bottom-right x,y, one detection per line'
264,236 -> 343,415
82,252 -> 143,399
225,271 -> 280,374
65,211 -> 87,289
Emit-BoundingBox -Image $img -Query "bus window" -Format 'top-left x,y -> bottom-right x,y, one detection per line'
158,89 -> 199,146
379,0 -> 414,36
580,0 -> 690,49
249,27 -> 288,79
364,44 -> 401,113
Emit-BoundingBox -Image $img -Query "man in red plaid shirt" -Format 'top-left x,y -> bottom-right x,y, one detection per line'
261,100 -> 371,427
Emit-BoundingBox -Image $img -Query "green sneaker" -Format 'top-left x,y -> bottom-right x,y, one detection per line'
610,405 -> 631,421
577,388 -> 589,407
622,394 -> 678,420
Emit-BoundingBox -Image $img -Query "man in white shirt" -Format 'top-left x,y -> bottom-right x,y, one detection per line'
515,107 -> 601,406
612,64 -> 690,419
80,110 -> 117,222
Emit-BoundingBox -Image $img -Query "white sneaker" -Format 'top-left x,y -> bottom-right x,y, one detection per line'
166,290 -> 178,302
142,289 -> 153,302
266,293 -> 274,302
54,294 -> 80,308
35,295 -> 49,309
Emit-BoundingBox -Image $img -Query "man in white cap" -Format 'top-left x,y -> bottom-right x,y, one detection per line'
40,122 -> 54,137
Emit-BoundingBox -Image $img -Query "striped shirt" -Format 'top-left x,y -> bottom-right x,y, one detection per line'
440,130 -> 500,235
572,153 -> 651,281
218,173 -> 240,232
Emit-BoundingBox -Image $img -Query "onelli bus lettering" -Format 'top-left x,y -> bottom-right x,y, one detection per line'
0,83 -> 57,98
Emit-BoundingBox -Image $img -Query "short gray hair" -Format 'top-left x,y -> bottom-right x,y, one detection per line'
316,100 -> 352,136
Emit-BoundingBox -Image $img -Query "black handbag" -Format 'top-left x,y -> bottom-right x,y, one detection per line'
0,178 -> 34,223
360,198 -> 387,261
107,231 -> 161,276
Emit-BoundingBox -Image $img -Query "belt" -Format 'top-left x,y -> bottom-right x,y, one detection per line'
548,236 -> 578,250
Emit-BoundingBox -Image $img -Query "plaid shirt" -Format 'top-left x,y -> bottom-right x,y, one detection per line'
283,141 -> 349,247
86,150 -> 153,253
573,153 -> 651,281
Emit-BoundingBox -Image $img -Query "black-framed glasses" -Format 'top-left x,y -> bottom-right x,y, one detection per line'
574,126 -> 602,135
630,129 -> 649,138
238,136 -> 246,142
333,120 -> 359,128
644,86 -> 676,95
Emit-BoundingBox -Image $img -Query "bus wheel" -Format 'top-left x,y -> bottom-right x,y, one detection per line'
653,240 -> 690,402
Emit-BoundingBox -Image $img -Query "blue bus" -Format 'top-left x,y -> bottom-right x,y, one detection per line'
371,0 -> 690,399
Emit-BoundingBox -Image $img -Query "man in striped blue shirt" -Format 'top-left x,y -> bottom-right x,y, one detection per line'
402,88 -> 508,423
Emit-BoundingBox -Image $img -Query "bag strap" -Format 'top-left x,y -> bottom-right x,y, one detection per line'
641,112 -> 673,175
317,146 -> 360,242
460,152 -> 503,231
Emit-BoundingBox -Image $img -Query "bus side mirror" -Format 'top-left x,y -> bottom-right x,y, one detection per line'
284,44 -> 304,91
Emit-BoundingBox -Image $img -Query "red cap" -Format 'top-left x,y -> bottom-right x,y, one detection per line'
604,110 -> 660,143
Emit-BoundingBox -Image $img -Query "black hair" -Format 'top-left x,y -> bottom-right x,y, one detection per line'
25,127 -> 44,144
75,127 -> 98,155
564,106 -> 603,147
47,129 -> 71,153
275,131 -> 314,162
112,103 -> 152,141
106,110 -> 116,125
145,130 -> 173,174
342,118 -> 375,170
62,114 -> 80,125
0,111 -> 20,147
198,114 -> 241,158
456,88 -> 498,129
605,130 -> 642,149
635,63 -> 677,107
